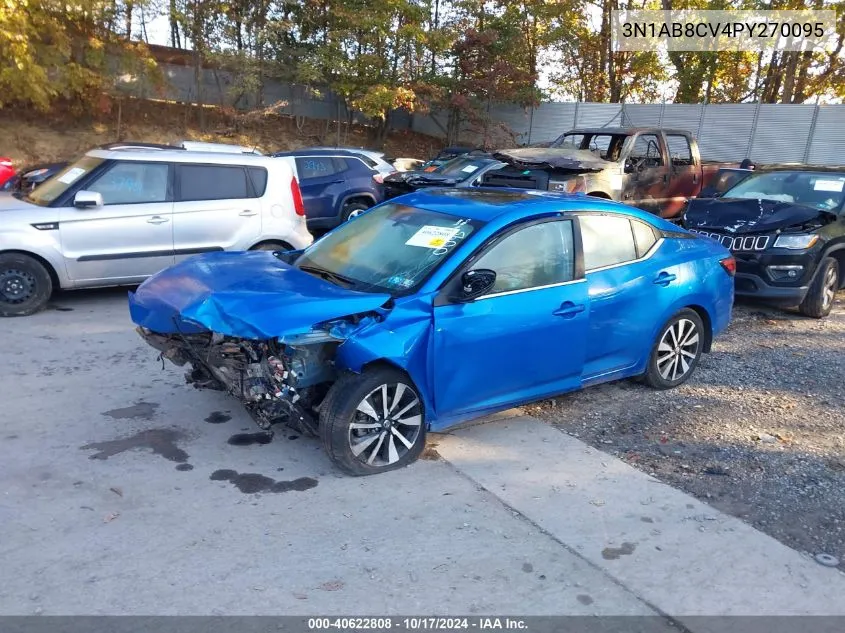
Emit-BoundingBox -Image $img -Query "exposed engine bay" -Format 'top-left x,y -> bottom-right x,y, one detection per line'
138,327 -> 338,436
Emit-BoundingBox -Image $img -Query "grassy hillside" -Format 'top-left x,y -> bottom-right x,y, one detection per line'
0,98 -> 443,167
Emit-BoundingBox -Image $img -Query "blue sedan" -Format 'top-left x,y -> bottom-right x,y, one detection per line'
129,189 -> 735,475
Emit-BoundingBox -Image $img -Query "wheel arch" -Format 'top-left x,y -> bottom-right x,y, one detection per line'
586,191 -> 612,200
248,239 -> 295,251
684,303 -> 714,353
340,192 -> 377,209
822,245 -> 845,289
0,249 -> 62,290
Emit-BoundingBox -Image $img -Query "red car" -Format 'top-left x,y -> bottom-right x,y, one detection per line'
0,157 -> 15,188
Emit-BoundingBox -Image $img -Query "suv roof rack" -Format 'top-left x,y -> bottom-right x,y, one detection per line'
99,142 -> 183,151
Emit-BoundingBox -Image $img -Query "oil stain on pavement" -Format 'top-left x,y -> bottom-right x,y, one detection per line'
227,432 -> 273,446
81,428 -> 189,465
102,402 -> 160,421
205,411 -> 231,424
601,542 -> 637,560
210,469 -> 318,494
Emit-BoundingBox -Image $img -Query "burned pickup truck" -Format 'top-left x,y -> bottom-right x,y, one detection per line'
482,127 -> 732,219
682,166 -> 845,318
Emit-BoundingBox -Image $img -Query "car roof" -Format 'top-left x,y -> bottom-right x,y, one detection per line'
273,148 -> 374,158
85,148 -> 282,166
394,187 -> 665,224
306,147 -> 386,159
565,127 -> 691,136
755,164 -> 845,173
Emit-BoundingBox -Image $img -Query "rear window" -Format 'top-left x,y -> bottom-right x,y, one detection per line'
247,167 -> 268,196
179,165 -> 249,201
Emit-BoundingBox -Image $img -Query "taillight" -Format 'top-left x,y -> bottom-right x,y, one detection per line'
373,173 -> 384,184
290,177 -> 305,216
720,256 -> 736,277
0,159 -> 12,167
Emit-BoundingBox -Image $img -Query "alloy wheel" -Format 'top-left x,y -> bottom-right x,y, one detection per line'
346,208 -> 365,220
0,268 -> 37,305
347,382 -> 422,468
822,266 -> 838,311
656,318 -> 700,382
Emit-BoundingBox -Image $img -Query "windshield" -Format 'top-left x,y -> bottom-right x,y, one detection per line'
723,171 -> 845,211
549,133 -> 626,161
26,156 -> 103,206
433,157 -> 493,181
296,203 -> 484,295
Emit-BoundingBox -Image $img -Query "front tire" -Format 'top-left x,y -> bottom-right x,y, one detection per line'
0,253 -> 53,317
643,309 -> 704,390
799,257 -> 838,319
320,367 -> 426,476
250,240 -> 293,252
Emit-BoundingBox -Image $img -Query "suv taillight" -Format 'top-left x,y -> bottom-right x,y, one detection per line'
373,173 -> 384,184
720,256 -> 736,277
291,177 -> 305,216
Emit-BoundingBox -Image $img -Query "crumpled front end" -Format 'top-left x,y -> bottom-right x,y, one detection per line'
129,250 -> 393,434
136,326 -> 350,435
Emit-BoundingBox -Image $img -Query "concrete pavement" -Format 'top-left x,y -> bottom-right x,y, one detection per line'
0,288 -> 842,620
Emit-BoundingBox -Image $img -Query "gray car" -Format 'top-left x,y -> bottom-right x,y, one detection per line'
0,146 -> 312,316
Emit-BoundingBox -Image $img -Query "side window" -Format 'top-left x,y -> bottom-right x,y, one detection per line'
631,219 -> 658,257
179,165 -> 249,201
472,220 -> 575,294
630,134 -> 664,168
87,162 -> 168,205
295,157 -> 337,180
247,167 -> 268,196
667,135 -> 693,167
579,215 -> 637,270
333,158 -> 350,173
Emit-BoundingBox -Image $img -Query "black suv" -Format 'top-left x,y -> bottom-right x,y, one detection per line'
682,166 -> 845,318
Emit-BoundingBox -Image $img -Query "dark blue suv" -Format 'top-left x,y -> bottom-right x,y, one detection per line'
272,149 -> 384,229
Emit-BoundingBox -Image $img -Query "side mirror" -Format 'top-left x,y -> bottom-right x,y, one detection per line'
74,190 -> 103,209
456,269 -> 496,301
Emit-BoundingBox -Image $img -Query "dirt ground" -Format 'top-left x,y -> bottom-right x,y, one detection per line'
529,297 -> 845,567
0,99 -> 440,166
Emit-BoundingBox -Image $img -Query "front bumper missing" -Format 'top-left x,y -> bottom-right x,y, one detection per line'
136,327 -> 319,436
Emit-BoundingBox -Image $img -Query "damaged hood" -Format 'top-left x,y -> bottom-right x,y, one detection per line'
128,251 -> 391,339
684,197 -> 835,234
492,148 -> 608,172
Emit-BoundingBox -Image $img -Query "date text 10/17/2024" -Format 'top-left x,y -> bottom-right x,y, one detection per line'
307,617 -> 528,631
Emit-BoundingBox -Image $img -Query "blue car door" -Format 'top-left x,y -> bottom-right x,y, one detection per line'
432,218 -> 589,416
576,213 -> 680,381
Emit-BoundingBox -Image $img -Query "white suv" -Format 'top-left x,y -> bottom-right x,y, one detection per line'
0,145 -> 313,316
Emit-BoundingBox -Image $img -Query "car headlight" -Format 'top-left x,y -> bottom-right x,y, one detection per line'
773,234 -> 819,250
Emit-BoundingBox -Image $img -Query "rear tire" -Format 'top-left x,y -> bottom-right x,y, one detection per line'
341,202 -> 370,222
0,253 -> 53,317
799,257 -> 838,319
320,367 -> 426,476
643,309 -> 704,390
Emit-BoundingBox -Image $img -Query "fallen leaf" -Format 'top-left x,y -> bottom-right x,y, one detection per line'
293,592 -> 308,600
103,512 -> 120,523
109,487 -> 123,497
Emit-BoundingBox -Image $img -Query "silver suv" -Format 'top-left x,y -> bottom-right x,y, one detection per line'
0,145 -> 313,316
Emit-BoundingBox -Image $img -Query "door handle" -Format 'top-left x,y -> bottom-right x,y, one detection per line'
553,301 -> 586,318
653,272 -> 677,286
147,215 -> 170,224
239,210 -> 258,216
663,173 -> 668,183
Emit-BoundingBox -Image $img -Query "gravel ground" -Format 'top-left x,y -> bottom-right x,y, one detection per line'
529,295 -> 845,569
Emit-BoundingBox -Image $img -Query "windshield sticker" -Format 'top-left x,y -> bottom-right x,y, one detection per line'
461,165 -> 479,174
406,225 -> 461,249
57,167 -> 87,184
814,179 -> 845,193
385,275 -> 414,289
